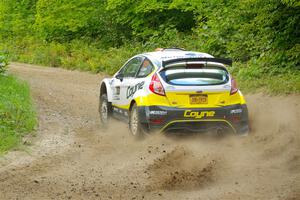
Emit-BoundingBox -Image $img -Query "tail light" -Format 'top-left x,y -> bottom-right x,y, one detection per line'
230,76 -> 238,95
150,118 -> 164,124
149,73 -> 165,96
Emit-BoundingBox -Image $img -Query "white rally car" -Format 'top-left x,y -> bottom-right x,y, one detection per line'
99,48 -> 249,138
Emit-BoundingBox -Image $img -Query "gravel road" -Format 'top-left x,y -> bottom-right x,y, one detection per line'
0,63 -> 299,200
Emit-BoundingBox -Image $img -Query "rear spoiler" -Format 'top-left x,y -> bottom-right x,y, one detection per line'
162,57 -> 232,67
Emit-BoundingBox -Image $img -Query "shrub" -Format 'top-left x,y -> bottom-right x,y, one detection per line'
0,51 -> 8,74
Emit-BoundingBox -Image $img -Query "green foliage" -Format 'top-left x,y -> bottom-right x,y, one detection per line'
0,0 -> 299,94
0,75 -> 37,153
0,51 -> 8,74
106,0 -> 196,39
35,0 -> 101,41
34,0 -> 127,46
0,0 -> 37,40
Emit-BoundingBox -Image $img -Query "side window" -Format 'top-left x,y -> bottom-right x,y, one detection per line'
121,57 -> 143,78
137,58 -> 154,78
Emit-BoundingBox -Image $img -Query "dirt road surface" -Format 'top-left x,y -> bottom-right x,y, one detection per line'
0,63 -> 299,200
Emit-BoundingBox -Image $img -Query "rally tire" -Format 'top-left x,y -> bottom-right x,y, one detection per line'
129,103 -> 144,139
99,94 -> 112,128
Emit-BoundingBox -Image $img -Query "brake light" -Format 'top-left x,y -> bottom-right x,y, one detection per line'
149,73 -> 165,96
230,76 -> 238,95
150,118 -> 164,124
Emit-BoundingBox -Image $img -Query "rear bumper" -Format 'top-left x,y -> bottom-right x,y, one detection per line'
138,104 -> 249,134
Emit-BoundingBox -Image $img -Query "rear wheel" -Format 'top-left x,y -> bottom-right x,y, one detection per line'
129,103 -> 144,139
99,94 -> 112,127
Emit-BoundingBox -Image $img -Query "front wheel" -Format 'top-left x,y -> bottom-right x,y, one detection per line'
99,94 -> 112,128
129,103 -> 144,139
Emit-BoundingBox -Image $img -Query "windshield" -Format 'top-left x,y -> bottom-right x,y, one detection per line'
160,67 -> 229,86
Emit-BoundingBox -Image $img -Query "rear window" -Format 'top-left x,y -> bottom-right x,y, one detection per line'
160,67 -> 229,86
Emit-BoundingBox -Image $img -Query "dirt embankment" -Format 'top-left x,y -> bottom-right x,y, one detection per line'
0,63 -> 299,200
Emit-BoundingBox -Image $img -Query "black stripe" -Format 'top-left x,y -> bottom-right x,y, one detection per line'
162,57 -> 232,67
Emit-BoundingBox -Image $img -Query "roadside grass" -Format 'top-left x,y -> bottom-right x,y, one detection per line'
0,74 -> 37,154
230,63 -> 300,95
236,73 -> 300,95
1,39 -> 300,94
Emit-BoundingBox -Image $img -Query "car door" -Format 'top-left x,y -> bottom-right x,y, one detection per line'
112,56 -> 144,108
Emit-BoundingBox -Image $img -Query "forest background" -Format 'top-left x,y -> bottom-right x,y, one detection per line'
0,0 -> 299,93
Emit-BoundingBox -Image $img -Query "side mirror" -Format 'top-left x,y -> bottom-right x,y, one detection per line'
116,74 -> 124,81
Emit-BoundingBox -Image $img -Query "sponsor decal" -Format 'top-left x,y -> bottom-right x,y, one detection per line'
185,53 -> 197,56
149,110 -> 168,115
115,86 -> 120,95
113,96 -> 120,101
126,81 -> 145,99
230,108 -> 242,114
113,107 -> 123,114
161,55 -> 204,60
113,107 -> 128,117
112,86 -> 120,100
184,110 -> 215,119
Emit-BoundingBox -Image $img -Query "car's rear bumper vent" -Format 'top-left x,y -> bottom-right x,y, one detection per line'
163,120 -> 235,134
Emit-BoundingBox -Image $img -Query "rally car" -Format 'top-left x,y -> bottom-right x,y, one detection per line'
99,48 -> 249,138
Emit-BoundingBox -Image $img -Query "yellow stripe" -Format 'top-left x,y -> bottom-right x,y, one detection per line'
136,91 -> 246,108
112,90 -> 246,110
112,104 -> 130,110
160,119 -> 236,133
